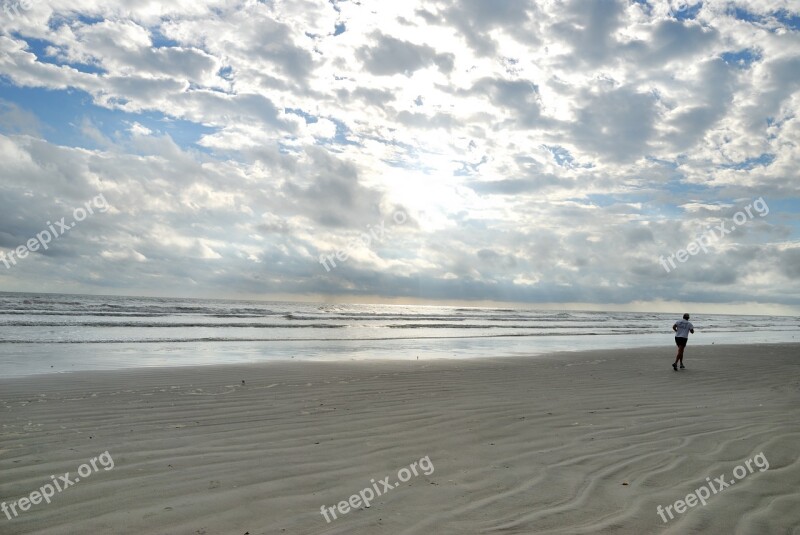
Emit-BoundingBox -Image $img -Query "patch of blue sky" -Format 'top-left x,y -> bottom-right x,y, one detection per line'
0,83 -> 216,152
329,117 -> 360,146
334,22 -> 346,36
285,109 -> 360,146
72,13 -> 105,25
766,115 -> 792,133
660,177 -> 714,198
454,156 -> 488,176
542,144 -> 574,167
721,49 -> 761,68
630,0 -> 653,16
0,83 -> 94,146
284,107 -> 318,124
186,82 -> 229,94
729,6 -> 800,31
774,9 -> 800,31
12,35 -> 105,74
673,2 -> 702,21
218,66 -> 234,80
721,153 -> 775,170
761,197 -> 800,213
150,30 -> 182,48
46,13 -> 104,32
771,199 -> 800,237
328,0 -> 343,14
141,116 -> 216,154
610,177 -> 719,219
719,197 -> 800,238
277,140 -> 303,154
655,204 -> 687,219
728,6 -> 760,23
645,155 -> 680,169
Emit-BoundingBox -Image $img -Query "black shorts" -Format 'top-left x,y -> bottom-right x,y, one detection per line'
675,337 -> 688,348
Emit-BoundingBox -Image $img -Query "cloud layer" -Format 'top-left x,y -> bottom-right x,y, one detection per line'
0,0 -> 798,312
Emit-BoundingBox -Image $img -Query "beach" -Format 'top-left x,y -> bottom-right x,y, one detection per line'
1,343 -> 799,534
2,1 -> 800,533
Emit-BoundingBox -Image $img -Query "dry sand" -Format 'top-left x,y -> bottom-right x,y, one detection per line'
1,343 -> 799,534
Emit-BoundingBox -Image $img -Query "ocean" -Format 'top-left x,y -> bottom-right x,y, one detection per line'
1,292 -> 798,377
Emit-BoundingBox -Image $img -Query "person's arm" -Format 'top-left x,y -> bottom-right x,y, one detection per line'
673,323 -> 677,332
690,328 -> 695,334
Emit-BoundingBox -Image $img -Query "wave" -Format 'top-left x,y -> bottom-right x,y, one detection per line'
0,311 -> 168,317
385,323 -> 612,330
1,321 -> 347,328
1,293 -> 797,350
0,331 -> 615,344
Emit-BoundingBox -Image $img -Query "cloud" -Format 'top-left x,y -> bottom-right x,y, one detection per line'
357,32 -> 455,76
429,0 -> 537,56
0,0 -> 797,311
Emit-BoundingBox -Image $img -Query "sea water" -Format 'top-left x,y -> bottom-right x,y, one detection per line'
1,292 -> 798,377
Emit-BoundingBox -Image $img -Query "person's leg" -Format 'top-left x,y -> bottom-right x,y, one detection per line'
674,338 -> 685,370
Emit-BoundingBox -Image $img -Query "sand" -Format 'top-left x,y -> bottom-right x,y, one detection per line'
1,343 -> 799,534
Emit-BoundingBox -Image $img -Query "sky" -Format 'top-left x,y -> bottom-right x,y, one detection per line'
0,0 -> 799,314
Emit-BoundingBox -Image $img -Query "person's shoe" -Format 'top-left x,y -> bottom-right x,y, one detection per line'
673,363 -> 678,371
680,364 -> 685,369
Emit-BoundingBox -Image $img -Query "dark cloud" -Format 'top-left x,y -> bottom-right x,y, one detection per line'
283,146 -> 385,228
431,0 -> 537,56
467,78 -> 543,128
663,58 -> 737,150
357,33 -> 455,76
552,0 -> 625,67
566,85 -> 658,162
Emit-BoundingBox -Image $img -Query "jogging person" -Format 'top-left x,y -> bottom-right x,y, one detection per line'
672,313 -> 694,371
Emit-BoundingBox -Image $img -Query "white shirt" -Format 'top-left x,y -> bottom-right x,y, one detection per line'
674,319 -> 694,338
